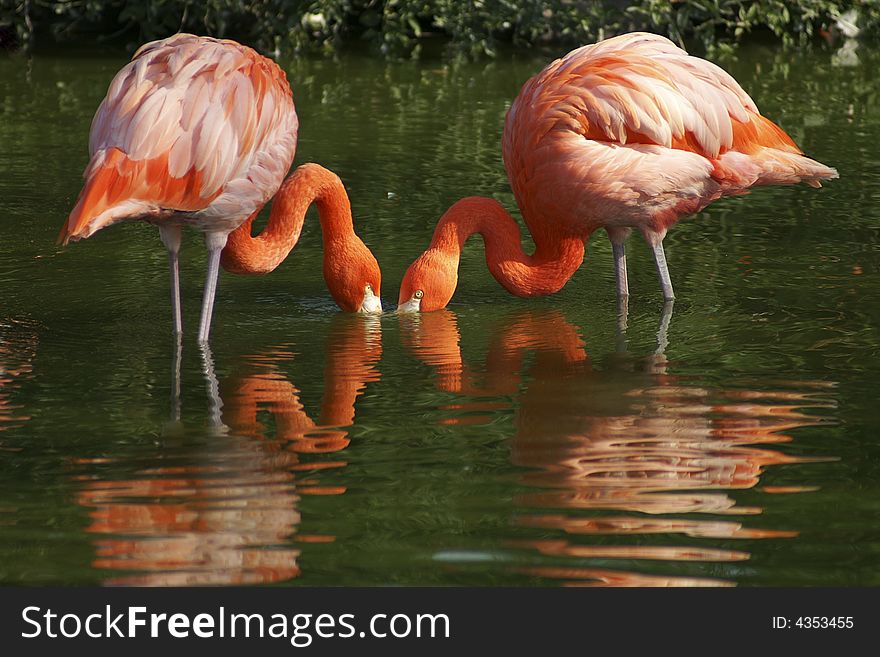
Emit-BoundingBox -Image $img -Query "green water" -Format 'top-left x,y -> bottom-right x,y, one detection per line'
1,39 -> 879,586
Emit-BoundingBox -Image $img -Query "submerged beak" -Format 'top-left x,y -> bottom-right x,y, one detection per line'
359,286 -> 383,314
396,297 -> 421,313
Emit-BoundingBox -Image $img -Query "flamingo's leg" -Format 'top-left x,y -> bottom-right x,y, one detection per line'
606,227 -> 631,300
197,230 -> 230,344
159,224 -> 183,336
648,237 -> 675,301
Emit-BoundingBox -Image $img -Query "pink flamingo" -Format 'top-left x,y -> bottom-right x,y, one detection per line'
398,32 -> 837,312
60,34 -> 382,342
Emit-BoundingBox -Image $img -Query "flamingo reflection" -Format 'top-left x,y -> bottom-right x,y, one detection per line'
74,315 -> 381,585
0,318 -> 38,436
401,307 -> 835,586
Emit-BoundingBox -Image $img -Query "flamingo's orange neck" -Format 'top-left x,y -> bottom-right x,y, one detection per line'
415,196 -> 585,301
222,163 -> 381,312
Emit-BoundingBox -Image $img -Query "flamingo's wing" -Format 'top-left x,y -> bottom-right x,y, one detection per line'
508,32 -> 800,161
505,32 -> 836,209
61,33 -> 298,244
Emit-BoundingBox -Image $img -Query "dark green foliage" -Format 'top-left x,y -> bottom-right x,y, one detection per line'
1,1 -> 879,56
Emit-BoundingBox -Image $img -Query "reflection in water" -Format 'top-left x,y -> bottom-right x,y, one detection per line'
74,316 -> 382,585
0,318 -> 38,436
222,317 -> 383,459
74,442 -> 303,586
401,308 -> 835,586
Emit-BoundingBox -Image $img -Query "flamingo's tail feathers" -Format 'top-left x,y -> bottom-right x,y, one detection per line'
60,147 -> 212,246
799,157 -> 839,188
757,152 -> 838,188
59,148 -> 150,246
715,149 -> 838,192
711,112 -> 837,191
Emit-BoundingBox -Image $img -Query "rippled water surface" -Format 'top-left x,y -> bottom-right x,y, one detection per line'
1,40 -> 878,586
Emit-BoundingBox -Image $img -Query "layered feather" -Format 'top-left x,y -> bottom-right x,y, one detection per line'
503,32 -> 838,235
60,33 -> 298,244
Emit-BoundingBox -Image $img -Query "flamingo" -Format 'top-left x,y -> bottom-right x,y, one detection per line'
59,33 -> 382,343
398,32 -> 837,313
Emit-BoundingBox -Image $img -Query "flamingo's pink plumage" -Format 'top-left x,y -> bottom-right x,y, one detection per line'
399,32 -> 837,312
60,33 -> 297,243
61,34 -> 381,341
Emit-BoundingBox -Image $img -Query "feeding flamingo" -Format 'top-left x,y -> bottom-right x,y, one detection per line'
398,32 -> 837,313
59,33 -> 382,343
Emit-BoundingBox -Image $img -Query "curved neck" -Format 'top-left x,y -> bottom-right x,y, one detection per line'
221,163 -> 357,275
428,197 -> 585,297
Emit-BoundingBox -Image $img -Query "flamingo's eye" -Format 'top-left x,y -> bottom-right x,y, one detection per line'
414,290 -> 424,299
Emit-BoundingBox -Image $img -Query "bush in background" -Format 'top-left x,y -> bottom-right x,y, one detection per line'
1,1 -> 878,55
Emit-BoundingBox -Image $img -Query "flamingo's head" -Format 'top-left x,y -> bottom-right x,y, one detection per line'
324,238 -> 383,313
397,248 -> 458,313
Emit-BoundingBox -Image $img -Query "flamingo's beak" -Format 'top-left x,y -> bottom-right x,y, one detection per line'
396,297 -> 421,313
359,285 -> 383,314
